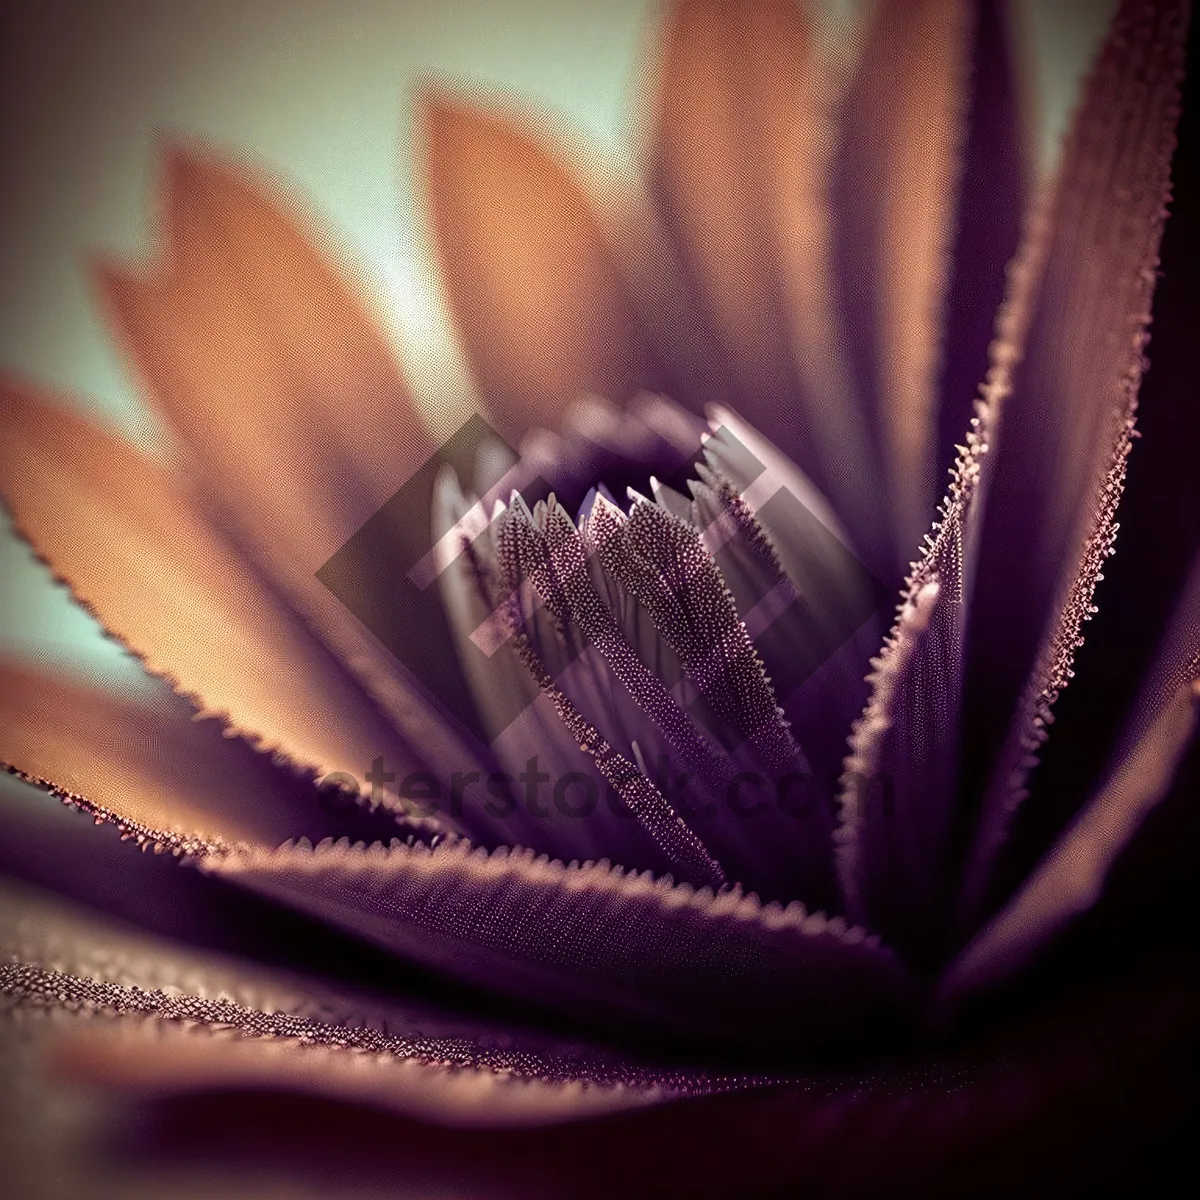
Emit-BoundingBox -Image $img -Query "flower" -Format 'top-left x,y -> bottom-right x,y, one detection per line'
1,0 -> 1197,1196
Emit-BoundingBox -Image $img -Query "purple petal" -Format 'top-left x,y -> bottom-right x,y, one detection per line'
940,555 -> 1199,1001
206,837 -> 912,1053
957,0 -> 1190,930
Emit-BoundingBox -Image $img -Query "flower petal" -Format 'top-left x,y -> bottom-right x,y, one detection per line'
989,4 -> 1200,898
0,773 -> 437,991
957,0 -> 1190,928
206,837 -> 913,1054
500,493 -> 830,902
0,658 -> 409,851
501,496 -> 735,792
836,573 -> 963,967
5,871 -> 1191,1195
0,880 -> 697,1129
422,95 -> 664,440
933,0 -> 1030,490
831,379 -> 993,961
585,487 -> 837,906
10,948 -> 1196,1198
94,149 -> 483,774
432,467 -> 717,880
649,0 -> 893,580
831,0 -> 973,568
0,383 -> 426,806
590,492 -> 805,774
698,409 -> 891,796
939,557 -> 1199,1001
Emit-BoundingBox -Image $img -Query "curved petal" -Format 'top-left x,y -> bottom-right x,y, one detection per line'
957,0 -> 1190,929
585,487 -> 836,906
94,148 -> 483,774
832,393 -> 990,960
8,884 -> 1195,1198
102,145 -> 436,513
836,573 -> 963,968
994,0 -> 1200,895
0,881 -> 693,1130
831,0 -> 973,570
432,467 -> 713,879
0,658 -> 410,851
699,409 -> 892,796
649,0 -> 892,580
422,95 -> 664,440
940,674 -> 1197,1003
940,555 -> 1200,1001
205,836 -> 913,1054
0,774 -> 441,994
0,383 -> 426,808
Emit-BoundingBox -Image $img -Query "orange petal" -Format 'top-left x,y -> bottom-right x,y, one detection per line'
0,657 -> 338,848
831,0 -> 973,563
95,149 -> 486,763
649,0 -> 891,579
155,144 -> 435,513
422,95 -> 664,441
0,381 -> 423,801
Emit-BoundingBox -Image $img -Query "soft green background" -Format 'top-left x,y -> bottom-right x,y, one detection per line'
0,0 -> 1115,682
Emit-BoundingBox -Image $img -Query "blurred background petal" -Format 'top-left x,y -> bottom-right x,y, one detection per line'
2,0 -> 1113,676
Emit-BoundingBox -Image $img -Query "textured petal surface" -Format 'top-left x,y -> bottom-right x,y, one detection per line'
958,0 -> 1190,928
5,880 -> 1194,1198
585,487 -> 837,905
837,576 -> 962,968
996,3 -> 1200,898
206,837 -> 912,1053
0,774 -> 443,996
941,557 -> 1200,1000
95,150 -> 480,771
0,385 -> 422,804
433,468 -> 719,880
0,659 -> 408,851
833,390 -> 989,962
0,882 -> 707,1129
699,409 -> 891,799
